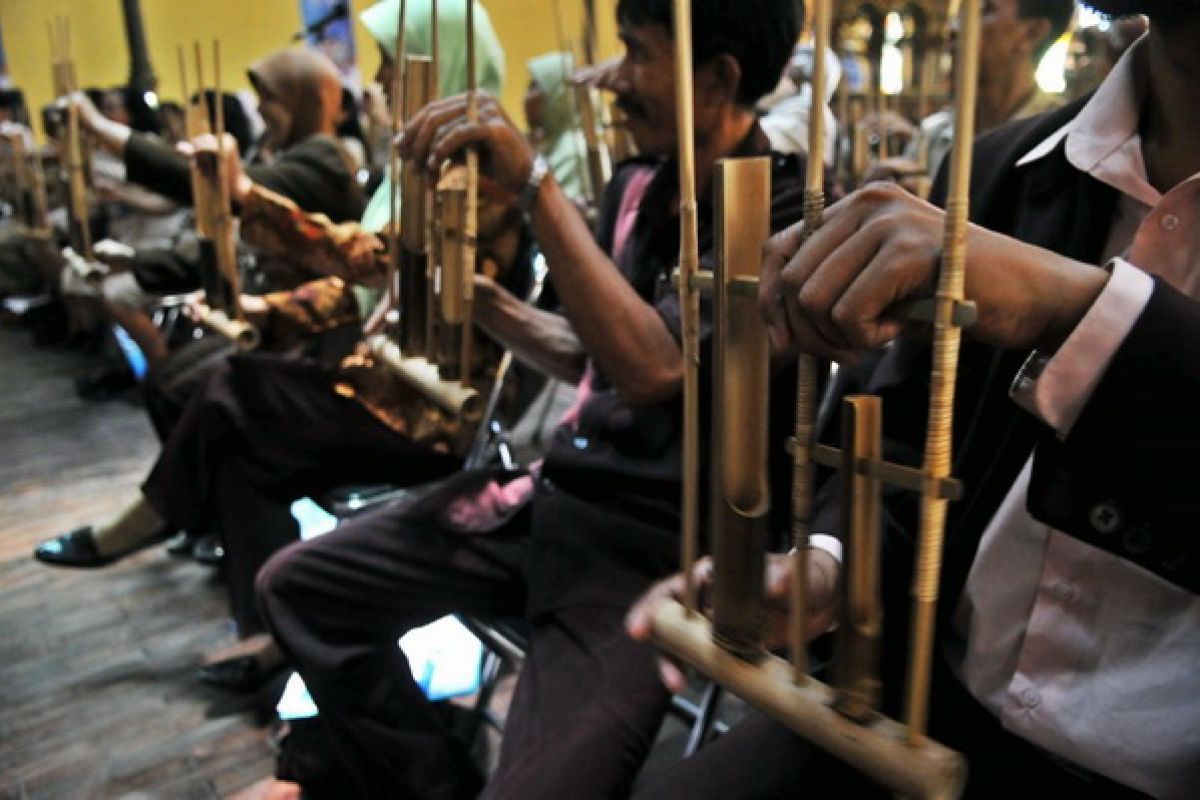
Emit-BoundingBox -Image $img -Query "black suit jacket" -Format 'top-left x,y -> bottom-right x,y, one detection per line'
812,98 -> 1199,708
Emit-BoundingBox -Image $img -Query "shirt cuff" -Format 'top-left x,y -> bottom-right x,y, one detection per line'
1010,258 -> 1153,438
808,534 -> 843,565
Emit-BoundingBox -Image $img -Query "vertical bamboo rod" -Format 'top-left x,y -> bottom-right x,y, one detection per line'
671,0 -> 701,614
903,0 -> 980,744
388,0 -> 409,321
176,46 -> 190,135
550,0 -> 590,207
425,0 -> 440,351
460,0 -> 478,386
789,0 -> 831,685
212,38 -> 244,319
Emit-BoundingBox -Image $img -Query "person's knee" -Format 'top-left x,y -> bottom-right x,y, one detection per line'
101,271 -> 149,311
256,543 -> 305,634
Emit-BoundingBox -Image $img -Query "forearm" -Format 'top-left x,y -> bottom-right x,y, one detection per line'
122,132 -> 193,205
88,115 -> 132,158
529,176 -> 682,404
475,281 -> 586,383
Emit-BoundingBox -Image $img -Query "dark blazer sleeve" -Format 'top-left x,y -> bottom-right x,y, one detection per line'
1028,277 -> 1200,594
245,135 -> 364,223
124,133 -> 364,224
124,133 -> 194,205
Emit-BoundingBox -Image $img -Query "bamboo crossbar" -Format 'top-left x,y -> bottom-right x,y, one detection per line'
650,600 -> 968,800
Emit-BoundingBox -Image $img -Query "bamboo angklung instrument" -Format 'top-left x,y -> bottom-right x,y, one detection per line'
367,0 -> 481,425
50,17 -> 96,269
648,0 -> 983,796
187,40 -> 259,350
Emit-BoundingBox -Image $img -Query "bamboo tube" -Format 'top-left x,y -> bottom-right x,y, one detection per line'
400,57 -> 433,253
387,0 -> 409,324
211,38 -> 245,321
400,56 -> 433,356
196,307 -> 260,350
710,157 -> 772,661
831,396 -> 883,720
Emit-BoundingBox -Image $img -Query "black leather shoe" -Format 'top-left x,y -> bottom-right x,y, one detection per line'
191,534 -> 226,566
34,525 -> 172,568
35,526 -> 113,567
198,655 -> 282,693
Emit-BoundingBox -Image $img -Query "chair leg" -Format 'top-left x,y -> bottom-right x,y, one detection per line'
682,682 -> 724,758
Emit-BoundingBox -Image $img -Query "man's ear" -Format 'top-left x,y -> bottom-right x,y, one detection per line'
1021,16 -> 1053,58
695,53 -> 743,109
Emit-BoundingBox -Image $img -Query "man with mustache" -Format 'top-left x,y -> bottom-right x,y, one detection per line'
630,1 -> 1199,797
256,0 -> 814,797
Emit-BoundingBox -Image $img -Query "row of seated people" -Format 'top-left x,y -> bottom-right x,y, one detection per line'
17,0 -> 1198,797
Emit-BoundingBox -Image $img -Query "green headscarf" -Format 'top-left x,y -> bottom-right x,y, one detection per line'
527,51 -> 588,203
358,0 -> 506,232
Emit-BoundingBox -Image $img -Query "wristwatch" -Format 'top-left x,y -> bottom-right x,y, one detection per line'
517,154 -> 550,217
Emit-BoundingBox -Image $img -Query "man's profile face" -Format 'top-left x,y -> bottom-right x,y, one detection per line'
613,22 -> 679,157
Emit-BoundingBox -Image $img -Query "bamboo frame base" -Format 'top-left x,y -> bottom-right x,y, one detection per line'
199,308 -> 260,351
366,335 -> 482,422
650,600 -> 967,800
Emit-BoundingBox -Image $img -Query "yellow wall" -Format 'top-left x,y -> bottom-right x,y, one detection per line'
1,0 -> 620,137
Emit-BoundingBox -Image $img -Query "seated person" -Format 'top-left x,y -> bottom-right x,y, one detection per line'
33,0 -> 509,688
252,0 -> 815,796
864,0 -> 1073,195
629,2 -> 1197,797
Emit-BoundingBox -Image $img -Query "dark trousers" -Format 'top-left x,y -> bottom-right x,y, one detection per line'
256,476 -> 673,799
142,353 -> 459,635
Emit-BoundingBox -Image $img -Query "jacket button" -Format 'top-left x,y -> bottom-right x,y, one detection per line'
1122,524 -> 1153,556
1088,502 -> 1122,535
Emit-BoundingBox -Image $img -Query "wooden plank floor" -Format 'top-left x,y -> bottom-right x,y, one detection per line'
0,325 -> 275,799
